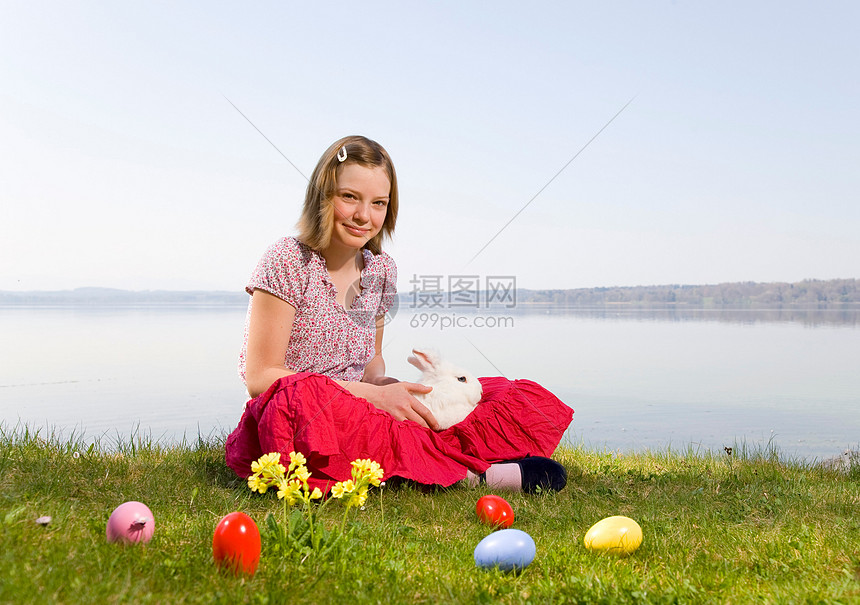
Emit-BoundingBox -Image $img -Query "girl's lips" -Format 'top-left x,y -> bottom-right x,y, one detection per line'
344,224 -> 370,236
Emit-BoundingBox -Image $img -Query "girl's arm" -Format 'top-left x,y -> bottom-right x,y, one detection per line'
361,316 -> 397,386
244,289 -> 298,398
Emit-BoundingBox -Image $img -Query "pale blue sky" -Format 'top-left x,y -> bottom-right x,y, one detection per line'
1,2 -> 858,291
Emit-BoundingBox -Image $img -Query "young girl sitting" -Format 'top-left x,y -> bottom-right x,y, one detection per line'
225,135 -> 573,494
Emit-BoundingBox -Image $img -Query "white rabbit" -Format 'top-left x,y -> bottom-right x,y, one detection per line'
407,347 -> 483,429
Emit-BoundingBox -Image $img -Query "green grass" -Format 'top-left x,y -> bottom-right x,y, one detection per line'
1,425 -> 859,604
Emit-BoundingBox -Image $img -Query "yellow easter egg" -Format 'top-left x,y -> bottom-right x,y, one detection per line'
583,515 -> 643,556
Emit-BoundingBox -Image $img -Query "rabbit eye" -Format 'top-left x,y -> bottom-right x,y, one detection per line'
457,376 -> 467,383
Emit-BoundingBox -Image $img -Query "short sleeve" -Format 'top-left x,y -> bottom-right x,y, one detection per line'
246,238 -> 308,308
375,252 -> 398,317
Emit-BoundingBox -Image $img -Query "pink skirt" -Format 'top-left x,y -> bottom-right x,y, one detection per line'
225,372 -> 574,492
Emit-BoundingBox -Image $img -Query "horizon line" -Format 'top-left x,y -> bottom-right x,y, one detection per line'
0,277 -> 857,295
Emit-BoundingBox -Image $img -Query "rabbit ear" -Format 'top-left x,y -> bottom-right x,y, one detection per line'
407,353 -> 425,371
407,348 -> 439,372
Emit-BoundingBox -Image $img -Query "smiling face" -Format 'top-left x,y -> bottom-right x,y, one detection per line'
328,163 -> 391,252
298,136 -> 398,255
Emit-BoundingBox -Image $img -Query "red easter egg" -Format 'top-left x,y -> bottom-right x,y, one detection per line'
212,512 -> 261,575
476,495 -> 515,529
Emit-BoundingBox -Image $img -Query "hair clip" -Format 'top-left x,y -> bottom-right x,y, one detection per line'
337,145 -> 348,162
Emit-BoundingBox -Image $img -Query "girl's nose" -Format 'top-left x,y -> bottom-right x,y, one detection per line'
353,201 -> 371,223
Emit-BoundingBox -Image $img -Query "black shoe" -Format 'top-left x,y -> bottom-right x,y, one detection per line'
513,456 -> 567,494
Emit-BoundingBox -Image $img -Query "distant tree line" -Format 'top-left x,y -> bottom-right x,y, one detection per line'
515,279 -> 860,306
1,279 -> 858,307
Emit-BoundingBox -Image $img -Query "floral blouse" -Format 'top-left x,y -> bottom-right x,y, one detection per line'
238,237 -> 397,384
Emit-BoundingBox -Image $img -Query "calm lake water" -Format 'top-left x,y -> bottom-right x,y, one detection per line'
1,305 -> 857,462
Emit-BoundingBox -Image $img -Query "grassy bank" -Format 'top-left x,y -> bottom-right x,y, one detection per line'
1,427 -> 858,604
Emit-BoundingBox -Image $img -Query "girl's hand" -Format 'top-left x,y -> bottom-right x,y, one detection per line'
370,382 -> 439,430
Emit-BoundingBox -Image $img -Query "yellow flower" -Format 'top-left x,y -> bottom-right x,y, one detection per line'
277,478 -> 302,505
331,482 -> 346,499
350,458 -> 368,475
367,461 -> 384,486
247,474 -> 268,494
249,453 -> 383,521
289,451 -> 307,471
347,486 -> 368,508
295,466 -> 311,483
252,452 -> 286,479
350,458 -> 384,486
340,479 -> 356,496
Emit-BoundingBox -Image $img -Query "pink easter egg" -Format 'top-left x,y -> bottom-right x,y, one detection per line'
106,501 -> 155,544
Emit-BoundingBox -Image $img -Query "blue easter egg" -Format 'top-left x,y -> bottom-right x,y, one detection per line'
473,529 -> 536,572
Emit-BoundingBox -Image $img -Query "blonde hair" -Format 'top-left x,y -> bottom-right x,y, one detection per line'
296,135 -> 398,255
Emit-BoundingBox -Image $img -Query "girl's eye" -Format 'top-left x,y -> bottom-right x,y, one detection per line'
374,200 -> 389,207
